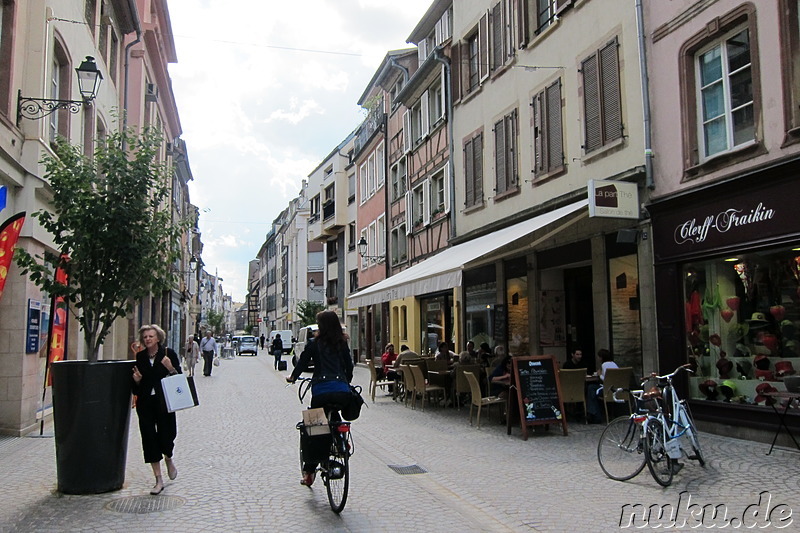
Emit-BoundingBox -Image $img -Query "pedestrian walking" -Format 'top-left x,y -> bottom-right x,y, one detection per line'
131,324 -> 181,495
200,331 -> 217,376
271,333 -> 284,370
184,335 -> 200,377
260,333 -> 266,350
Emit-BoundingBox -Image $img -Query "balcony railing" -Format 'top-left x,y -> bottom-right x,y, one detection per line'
323,200 -> 335,220
354,96 -> 385,155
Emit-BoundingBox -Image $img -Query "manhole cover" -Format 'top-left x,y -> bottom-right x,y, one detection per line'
106,495 -> 185,514
388,464 -> 427,475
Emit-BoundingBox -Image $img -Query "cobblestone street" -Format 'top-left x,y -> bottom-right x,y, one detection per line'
1,349 -> 798,532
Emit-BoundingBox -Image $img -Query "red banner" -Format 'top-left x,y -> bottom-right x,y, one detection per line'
45,255 -> 69,386
0,212 -> 26,303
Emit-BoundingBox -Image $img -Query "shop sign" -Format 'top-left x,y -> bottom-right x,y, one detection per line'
652,177 -> 800,261
588,180 -> 639,219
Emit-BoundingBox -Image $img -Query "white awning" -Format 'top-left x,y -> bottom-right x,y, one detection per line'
346,199 -> 588,308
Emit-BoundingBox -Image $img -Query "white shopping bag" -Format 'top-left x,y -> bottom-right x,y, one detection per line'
161,373 -> 197,413
302,407 -> 329,436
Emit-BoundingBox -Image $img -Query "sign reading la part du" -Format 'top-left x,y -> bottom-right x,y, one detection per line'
651,177 -> 800,262
588,180 -> 639,219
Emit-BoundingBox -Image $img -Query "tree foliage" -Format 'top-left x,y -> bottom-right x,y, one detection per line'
206,309 -> 225,334
297,299 -> 325,326
15,127 -> 187,361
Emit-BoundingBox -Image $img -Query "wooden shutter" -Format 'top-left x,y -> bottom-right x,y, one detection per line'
508,111 -> 518,188
443,162 -> 451,214
423,179 -> 431,226
494,118 -> 507,194
403,110 -> 412,153
421,90 -> 430,138
452,41 -> 463,101
491,2 -> 503,72
546,79 -> 563,171
405,191 -> 413,234
532,91 -> 544,175
479,13 -> 489,82
515,0 -> 528,48
474,132 -> 483,202
582,53 -> 601,152
464,138 -> 475,206
439,66 -> 447,120
600,38 -> 622,143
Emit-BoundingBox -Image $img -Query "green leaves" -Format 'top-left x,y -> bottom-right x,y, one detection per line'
15,127 -> 189,361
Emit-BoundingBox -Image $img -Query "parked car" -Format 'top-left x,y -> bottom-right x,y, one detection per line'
237,335 -> 258,356
291,324 -> 318,371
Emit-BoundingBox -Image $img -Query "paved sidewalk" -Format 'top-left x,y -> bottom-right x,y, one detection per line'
1,349 -> 799,532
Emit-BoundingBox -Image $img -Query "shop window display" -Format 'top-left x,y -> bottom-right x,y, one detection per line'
684,246 -> 800,406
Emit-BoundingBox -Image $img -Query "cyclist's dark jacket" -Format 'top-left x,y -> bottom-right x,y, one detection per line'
290,338 -> 353,395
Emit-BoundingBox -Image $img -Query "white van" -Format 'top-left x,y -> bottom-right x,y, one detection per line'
291,324 -> 318,370
268,330 -> 294,355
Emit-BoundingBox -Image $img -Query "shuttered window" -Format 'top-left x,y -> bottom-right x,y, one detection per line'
464,132 -> 484,208
532,79 -> 564,176
494,110 -> 518,195
581,37 -> 623,153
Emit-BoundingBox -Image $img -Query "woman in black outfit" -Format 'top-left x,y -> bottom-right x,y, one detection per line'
132,324 -> 181,495
286,310 -> 353,487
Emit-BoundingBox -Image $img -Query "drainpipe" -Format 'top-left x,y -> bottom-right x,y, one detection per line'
388,55 -> 409,85
433,47 -> 456,240
122,0 -> 142,138
635,0 -> 654,190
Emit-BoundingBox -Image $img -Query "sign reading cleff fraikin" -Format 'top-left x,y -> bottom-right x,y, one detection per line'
588,179 -> 639,219
651,177 -> 800,262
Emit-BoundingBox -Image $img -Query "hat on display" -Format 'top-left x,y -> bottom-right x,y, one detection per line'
774,361 -> 796,378
720,380 -> 738,401
781,320 -> 797,338
747,312 -> 769,328
736,360 -> 752,379
755,369 -> 776,381
699,380 -> 718,400
754,353 -> 770,370
733,343 -> 751,358
754,382 -> 778,405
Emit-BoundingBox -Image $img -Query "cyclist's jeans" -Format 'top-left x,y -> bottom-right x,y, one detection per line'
300,392 -> 351,472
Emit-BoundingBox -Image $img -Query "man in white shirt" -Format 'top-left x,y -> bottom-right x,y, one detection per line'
199,331 -> 217,377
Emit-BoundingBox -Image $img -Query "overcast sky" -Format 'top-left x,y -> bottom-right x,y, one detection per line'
167,1 -> 434,301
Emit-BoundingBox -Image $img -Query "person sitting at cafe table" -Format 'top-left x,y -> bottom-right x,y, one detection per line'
477,342 -> 493,367
586,349 -> 618,423
563,347 -> 590,374
489,355 -> 513,398
487,345 -> 506,374
380,343 -> 397,379
457,345 -> 478,365
435,342 -> 456,365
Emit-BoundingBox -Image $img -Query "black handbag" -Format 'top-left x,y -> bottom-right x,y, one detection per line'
341,384 -> 365,421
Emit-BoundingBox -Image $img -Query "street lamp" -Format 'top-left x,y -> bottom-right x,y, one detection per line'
357,236 -> 382,260
17,56 -> 103,125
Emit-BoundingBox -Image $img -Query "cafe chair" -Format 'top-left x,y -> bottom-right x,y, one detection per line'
454,364 -> 481,409
400,364 -> 416,408
558,368 -> 588,424
427,359 -> 449,372
602,367 -> 634,423
410,365 -> 445,411
464,371 -> 505,429
367,358 -> 392,402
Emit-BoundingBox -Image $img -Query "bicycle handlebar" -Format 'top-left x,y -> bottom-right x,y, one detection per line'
646,363 -> 693,383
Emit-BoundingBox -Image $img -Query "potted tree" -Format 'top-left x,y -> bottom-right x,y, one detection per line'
15,126 -> 185,494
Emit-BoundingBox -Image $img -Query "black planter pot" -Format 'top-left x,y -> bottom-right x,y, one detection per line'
51,359 -> 135,494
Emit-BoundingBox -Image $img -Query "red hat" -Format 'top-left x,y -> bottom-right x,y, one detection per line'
699,380 -> 718,400
754,354 -> 770,370
755,383 -> 778,405
775,361 -> 796,377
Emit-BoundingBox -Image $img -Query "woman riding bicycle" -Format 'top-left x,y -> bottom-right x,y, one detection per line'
286,310 -> 354,486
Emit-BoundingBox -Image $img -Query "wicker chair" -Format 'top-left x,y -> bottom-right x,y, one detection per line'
454,364 -> 481,409
367,358 -> 392,402
602,367 -> 634,423
558,368 -> 588,424
409,365 -> 445,411
464,371 -> 505,428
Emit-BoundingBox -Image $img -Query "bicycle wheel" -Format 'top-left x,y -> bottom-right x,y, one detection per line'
644,418 -> 674,487
323,436 -> 349,513
597,416 -> 646,481
679,403 -> 705,467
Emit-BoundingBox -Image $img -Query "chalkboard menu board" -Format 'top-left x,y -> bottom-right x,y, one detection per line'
493,304 -> 506,344
511,355 -> 568,440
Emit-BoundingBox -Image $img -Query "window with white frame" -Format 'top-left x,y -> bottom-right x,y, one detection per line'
367,152 -> 376,195
369,222 -> 378,261
391,224 -> 408,265
429,166 -> 448,217
377,215 -> 386,259
429,73 -> 445,126
535,0 -> 557,35
696,27 -> 753,160
391,156 -> 407,202
348,172 -> 355,203
348,223 -> 356,250
411,182 -> 429,228
359,161 -> 367,203
376,144 -> 385,188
